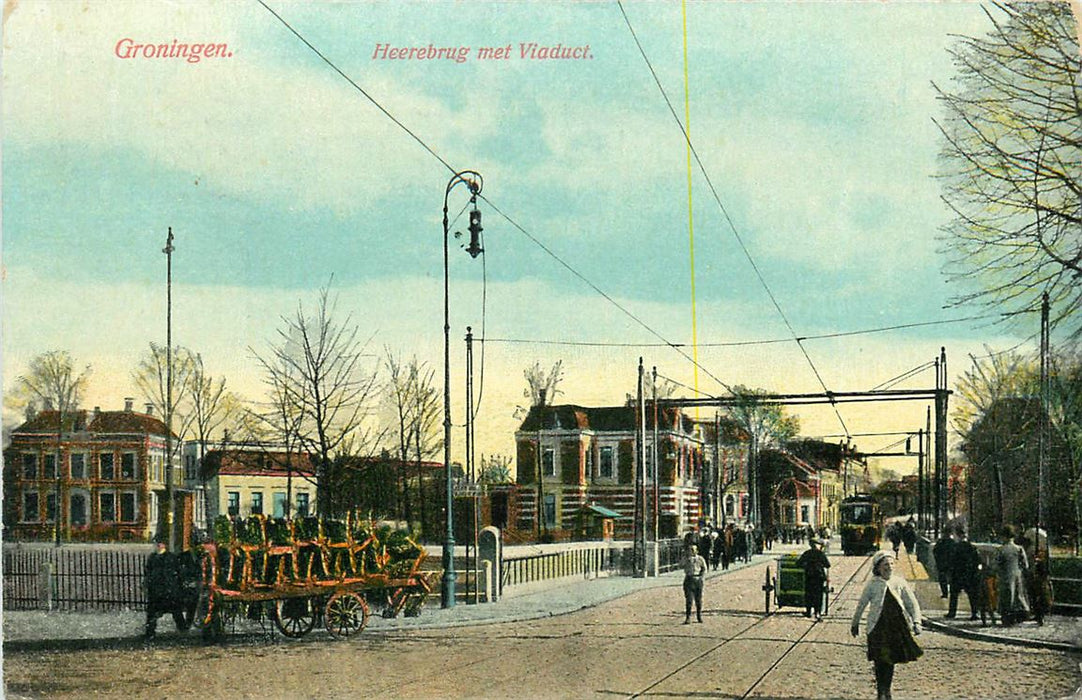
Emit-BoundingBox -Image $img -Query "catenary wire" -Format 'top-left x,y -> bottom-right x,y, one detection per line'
259,0 -> 733,397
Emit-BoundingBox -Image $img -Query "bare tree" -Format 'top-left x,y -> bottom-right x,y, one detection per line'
523,360 -> 564,407
188,353 -> 243,522
934,2 -> 1082,337
133,342 -> 197,459
15,350 -> 91,544
252,287 -> 380,517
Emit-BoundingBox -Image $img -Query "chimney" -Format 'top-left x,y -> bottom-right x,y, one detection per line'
25,401 -> 38,420
145,403 -> 154,416
124,398 -> 133,412
538,388 -> 547,407
43,398 -> 54,411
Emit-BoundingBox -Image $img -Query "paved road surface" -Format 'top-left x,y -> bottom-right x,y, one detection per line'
5,552 -> 1080,699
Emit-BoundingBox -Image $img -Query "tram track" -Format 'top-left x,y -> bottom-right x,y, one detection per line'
629,553 -> 875,699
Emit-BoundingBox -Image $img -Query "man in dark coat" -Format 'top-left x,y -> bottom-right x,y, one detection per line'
947,527 -> 983,620
144,539 -> 187,639
932,532 -> 955,598
901,518 -> 917,555
797,537 -> 831,620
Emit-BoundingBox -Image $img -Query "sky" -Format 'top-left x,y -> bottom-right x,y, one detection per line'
2,0 -> 1064,474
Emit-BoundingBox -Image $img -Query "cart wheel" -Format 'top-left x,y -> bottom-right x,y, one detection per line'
325,591 -> 369,639
193,585 -> 215,630
274,597 -> 316,638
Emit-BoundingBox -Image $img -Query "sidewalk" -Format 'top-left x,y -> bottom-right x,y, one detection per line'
4,541 -> 1079,652
893,547 -> 1082,653
1,546 -> 766,650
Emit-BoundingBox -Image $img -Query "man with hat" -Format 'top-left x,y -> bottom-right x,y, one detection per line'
797,536 -> 831,620
144,535 -> 185,639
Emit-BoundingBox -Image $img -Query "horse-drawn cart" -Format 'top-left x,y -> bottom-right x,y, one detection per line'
193,514 -> 432,641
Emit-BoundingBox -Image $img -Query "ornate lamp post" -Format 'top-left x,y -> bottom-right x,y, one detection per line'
441,170 -> 484,608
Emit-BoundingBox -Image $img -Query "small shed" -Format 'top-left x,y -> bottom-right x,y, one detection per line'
576,503 -> 626,541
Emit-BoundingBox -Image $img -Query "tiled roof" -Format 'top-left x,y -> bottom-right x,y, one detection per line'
12,409 -> 175,439
202,449 -> 315,479
516,403 -> 710,435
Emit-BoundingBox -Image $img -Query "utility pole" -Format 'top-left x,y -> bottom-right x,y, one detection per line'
163,228 -> 176,553
1039,292 -> 1050,559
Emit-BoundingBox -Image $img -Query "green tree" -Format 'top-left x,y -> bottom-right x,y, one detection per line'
723,385 -> 800,526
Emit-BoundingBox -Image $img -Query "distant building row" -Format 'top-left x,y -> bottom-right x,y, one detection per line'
4,398 -> 865,545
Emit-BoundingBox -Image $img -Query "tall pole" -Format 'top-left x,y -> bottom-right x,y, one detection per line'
163,228 -> 176,552
1039,292 -> 1050,559
917,429 -> 924,531
635,358 -> 646,577
652,367 -> 660,547
441,170 -> 483,609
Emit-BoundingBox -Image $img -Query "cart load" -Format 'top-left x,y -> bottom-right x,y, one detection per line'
194,512 -> 432,641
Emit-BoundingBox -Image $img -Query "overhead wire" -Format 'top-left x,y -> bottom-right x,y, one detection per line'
480,313 -> 1007,349
259,0 -> 735,400
616,1 -> 850,436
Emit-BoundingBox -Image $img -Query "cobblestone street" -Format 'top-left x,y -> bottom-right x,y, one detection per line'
5,552 -> 1080,699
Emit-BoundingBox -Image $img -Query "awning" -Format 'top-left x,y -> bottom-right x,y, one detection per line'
584,504 -> 627,519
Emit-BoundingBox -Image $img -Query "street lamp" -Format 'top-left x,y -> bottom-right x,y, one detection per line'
441,170 -> 484,609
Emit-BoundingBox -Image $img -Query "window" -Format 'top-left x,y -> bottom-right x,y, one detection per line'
542,448 -> 555,477
543,494 -> 557,528
100,492 -> 116,522
296,492 -> 310,517
70,453 -> 87,480
185,454 -> 196,480
800,505 -> 810,525
99,453 -> 115,480
45,492 -> 57,522
121,452 -> 136,480
120,492 -> 137,522
22,453 -> 38,480
22,491 -> 39,522
44,454 -> 57,480
251,492 -> 264,516
227,492 -> 240,517
725,494 -> 735,517
599,446 -> 614,479
273,492 -> 288,519
70,492 -> 88,527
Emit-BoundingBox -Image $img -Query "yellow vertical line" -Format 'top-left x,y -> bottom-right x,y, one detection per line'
682,0 -> 699,416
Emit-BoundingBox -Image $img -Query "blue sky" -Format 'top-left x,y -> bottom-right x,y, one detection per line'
2,1 -> 1045,463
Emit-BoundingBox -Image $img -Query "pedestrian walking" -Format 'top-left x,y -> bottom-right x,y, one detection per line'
710,529 -> 724,571
946,527 -> 982,620
851,551 -> 923,700
1028,552 -> 1054,626
887,522 -> 902,556
931,530 -> 955,599
797,537 -> 830,620
681,543 -> 707,624
996,525 -> 1030,626
901,518 -> 917,555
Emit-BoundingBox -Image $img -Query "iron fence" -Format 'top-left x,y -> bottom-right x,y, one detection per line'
4,546 -> 149,612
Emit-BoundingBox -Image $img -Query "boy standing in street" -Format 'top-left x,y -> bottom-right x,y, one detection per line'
682,542 -> 707,624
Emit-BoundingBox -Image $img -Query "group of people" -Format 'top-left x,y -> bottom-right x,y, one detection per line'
885,517 -> 918,557
684,523 -> 761,574
679,527 -> 922,700
932,523 -> 1053,627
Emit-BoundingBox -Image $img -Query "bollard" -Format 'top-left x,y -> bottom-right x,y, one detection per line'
38,561 -> 55,611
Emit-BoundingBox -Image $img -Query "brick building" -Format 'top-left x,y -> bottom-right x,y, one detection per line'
513,403 -> 748,541
3,399 -> 180,543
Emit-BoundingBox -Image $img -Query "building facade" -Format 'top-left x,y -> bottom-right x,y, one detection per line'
3,400 -> 179,543
513,404 -> 746,541
197,444 -> 317,523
